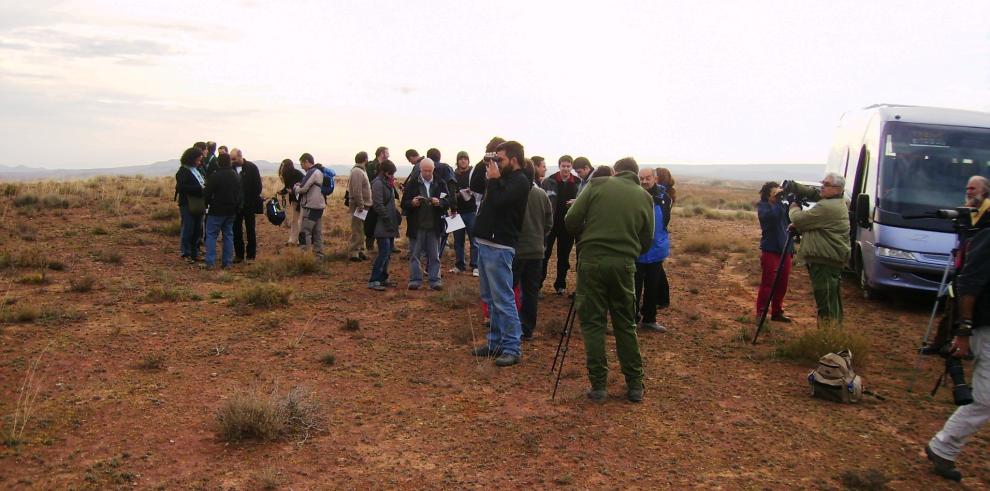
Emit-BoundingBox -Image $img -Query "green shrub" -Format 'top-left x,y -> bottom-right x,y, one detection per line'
228,283 -> 291,309
776,324 -> 871,367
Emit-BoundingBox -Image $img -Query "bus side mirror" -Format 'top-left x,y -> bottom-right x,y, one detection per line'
856,194 -> 872,229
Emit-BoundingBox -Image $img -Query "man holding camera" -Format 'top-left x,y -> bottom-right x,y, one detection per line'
788,172 -> 850,324
926,175 -> 990,481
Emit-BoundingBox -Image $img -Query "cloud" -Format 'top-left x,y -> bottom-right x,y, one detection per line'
4,28 -> 180,63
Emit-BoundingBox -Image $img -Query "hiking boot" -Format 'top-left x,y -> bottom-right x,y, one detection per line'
471,345 -> 501,357
771,314 -> 792,323
587,388 -> 607,403
494,354 -> 520,367
408,283 -> 421,290
926,444 -> 962,481
627,387 -> 644,403
640,322 -> 668,333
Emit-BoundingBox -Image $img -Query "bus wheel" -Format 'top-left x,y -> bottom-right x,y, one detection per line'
857,253 -> 876,300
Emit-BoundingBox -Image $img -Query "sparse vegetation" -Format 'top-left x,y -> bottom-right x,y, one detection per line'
1,304 -> 40,323
0,250 -> 49,269
150,207 -> 179,220
38,306 -> 86,325
319,352 -> 336,366
228,283 -> 291,308
839,468 -> 890,490
247,250 -> 321,281
776,324 -> 870,367
216,386 -> 322,442
680,234 -> 751,254
3,345 -> 48,447
144,285 -> 199,303
151,221 -> 181,237
16,272 -> 48,285
93,249 -> 123,264
91,226 -> 109,236
16,221 -> 38,241
138,353 -> 166,370
431,282 -> 475,309
69,275 -> 96,293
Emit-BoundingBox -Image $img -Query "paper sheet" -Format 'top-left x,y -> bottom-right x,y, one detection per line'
353,208 -> 369,221
444,214 -> 466,233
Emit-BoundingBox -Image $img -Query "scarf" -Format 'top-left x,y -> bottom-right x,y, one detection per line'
185,165 -> 205,188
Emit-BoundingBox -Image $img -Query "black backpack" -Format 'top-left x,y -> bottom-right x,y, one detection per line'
265,196 -> 286,226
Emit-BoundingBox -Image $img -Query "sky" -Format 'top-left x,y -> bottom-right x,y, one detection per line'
1,1 -> 989,169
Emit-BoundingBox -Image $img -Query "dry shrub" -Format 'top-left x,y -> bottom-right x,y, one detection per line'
138,353 -> 165,370
680,235 -> 751,254
16,221 -> 37,242
12,194 -> 39,207
431,282 -> 476,309
247,250 -> 321,281
144,285 -> 199,303
38,306 -> 86,325
16,272 -> 48,285
0,250 -> 48,269
152,221 -> 181,237
69,275 -> 96,293
150,207 -> 179,220
776,323 -> 870,368
93,249 -> 123,264
228,283 -> 291,308
839,468 -> 890,491
319,352 -> 336,366
216,386 -> 322,442
342,318 -> 360,331
1,304 -> 40,323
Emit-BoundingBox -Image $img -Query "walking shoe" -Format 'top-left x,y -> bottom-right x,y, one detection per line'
771,314 -> 793,323
384,280 -> 398,288
494,354 -> 520,367
367,281 -> 386,291
627,387 -> 644,403
472,268 -> 479,277
449,267 -> 465,274
408,283 -> 421,290
430,284 -> 443,291
587,388 -> 607,403
640,322 -> 668,333
925,444 -> 962,481
470,345 -> 502,357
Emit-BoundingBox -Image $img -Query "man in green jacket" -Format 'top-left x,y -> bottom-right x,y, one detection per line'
565,157 -> 654,403
789,172 -> 851,324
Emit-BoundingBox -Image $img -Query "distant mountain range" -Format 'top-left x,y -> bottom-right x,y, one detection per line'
0,161 -> 825,183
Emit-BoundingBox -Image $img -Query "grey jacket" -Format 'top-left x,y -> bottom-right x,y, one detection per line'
516,185 -> 553,259
296,167 -> 325,210
372,176 -> 401,238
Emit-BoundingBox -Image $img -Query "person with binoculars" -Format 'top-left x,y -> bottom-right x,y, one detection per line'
926,175 -> 990,482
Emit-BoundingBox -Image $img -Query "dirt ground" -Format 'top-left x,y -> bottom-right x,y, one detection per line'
0,178 -> 986,489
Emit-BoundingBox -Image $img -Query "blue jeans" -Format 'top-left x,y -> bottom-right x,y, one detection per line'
453,210 -> 478,271
179,205 -> 203,259
478,242 -> 522,356
204,214 -> 234,267
409,229 -> 441,286
370,237 -> 393,284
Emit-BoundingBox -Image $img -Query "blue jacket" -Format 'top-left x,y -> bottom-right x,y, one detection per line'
758,200 -> 794,254
637,192 -> 670,264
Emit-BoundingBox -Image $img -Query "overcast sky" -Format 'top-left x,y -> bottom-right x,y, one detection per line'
1,1 -> 988,169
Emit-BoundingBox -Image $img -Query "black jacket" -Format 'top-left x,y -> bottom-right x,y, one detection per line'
400,176 -> 450,238
957,209 -> 990,327
469,161 -> 488,195
204,168 -> 243,216
540,172 -> 578,228
452,167 -> 476,214
473,167 -> 531,248
174,166 -> 204,208
280,168 -> 304,204
237,160 -> 263,214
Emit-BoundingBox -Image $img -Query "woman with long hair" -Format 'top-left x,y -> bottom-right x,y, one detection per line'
278,158 -> 304,245
655,167 -> 676,205
175,147 -> 205,263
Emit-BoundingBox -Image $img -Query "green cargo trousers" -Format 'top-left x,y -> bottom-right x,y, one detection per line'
807,263 -> 843,324
576,257 -> 644,391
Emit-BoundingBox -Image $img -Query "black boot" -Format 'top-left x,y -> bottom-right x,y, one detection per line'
926,444 -> 962,482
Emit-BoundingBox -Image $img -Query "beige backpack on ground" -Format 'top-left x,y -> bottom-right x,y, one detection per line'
808,350 -> 863,403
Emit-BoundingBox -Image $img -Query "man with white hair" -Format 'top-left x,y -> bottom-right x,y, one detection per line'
788,172 -> 851,324
229,147 -> 263,263
400,158 -> 449,290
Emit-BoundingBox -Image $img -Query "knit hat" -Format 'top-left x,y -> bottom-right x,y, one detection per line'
456,151 -> 469,161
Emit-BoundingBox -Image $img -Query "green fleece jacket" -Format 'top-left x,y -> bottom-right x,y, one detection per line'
517,185 -> 553,259
789,196 -> 851,268
564,171 -> 654,260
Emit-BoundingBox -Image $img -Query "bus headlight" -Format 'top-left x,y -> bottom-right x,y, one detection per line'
877,246 -> 917,261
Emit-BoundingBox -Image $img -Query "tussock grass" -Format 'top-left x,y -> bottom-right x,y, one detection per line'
16,272 -> 48,285
151,221 -> 181,237
150,207 -> 179,220
0,250 -> 49,269
38,306 -> 86,325
1,304 -> 40,323
69,275 -> 96,293
228,283 -> 291,308
431,282 -> 475,309
680,234 -> 751,254
776,324 -> 870,368
319,352 -> 336,366
15,221 -> 37,241
93,249 -> 123,264
144,285 -> 200,303
216,386 -> 322,442
247,250 -> 321,281
137,353 -> 165,370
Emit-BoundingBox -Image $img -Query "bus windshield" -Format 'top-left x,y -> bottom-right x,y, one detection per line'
878,122 -> 990,218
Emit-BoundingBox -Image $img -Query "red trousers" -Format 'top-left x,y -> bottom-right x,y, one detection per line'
481,285 -> 521,319
756,251 -> 792,317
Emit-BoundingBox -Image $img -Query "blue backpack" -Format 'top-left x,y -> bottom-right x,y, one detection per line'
320,167 -> 336,196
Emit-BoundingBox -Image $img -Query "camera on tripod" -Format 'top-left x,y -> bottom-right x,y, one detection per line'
776,180 -> 822,208
910,206 -> 980,406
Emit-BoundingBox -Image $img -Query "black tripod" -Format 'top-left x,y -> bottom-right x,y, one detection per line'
550,293 -> 578,401
752,229 -> 796,345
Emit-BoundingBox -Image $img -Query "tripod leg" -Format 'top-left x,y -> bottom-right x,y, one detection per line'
552,312 -> 576,401
551,294 -> 577,373
753,233 -> 793,345
907,252 -> 955,392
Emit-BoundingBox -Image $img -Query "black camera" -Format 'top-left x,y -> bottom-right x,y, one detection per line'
776,180 -> 822,207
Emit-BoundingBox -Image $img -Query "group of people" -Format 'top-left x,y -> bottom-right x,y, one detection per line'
174,142 -> 263,269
